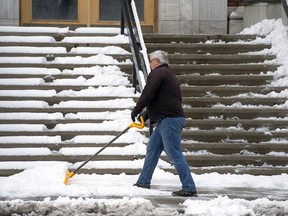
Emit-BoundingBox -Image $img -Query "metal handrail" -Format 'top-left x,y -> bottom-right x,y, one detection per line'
282,0 -> 288,17
120,0 -> 149,92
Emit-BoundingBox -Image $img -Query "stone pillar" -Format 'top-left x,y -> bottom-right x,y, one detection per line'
229,6 -> 244,34
158,0 -> 227,34
0,0 -> 19,26
243,2 -> 282,28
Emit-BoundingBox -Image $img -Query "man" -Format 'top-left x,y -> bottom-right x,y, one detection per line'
131,50 -> 197,197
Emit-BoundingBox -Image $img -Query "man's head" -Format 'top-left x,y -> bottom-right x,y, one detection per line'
149,50 -> 169,70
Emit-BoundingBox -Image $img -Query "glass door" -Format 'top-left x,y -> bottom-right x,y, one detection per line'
32,0 -> 78,20
20,0 -> 157,32
99,0 -> 144,21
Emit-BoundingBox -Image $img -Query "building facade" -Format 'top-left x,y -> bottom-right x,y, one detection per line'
0,0 -> 287,34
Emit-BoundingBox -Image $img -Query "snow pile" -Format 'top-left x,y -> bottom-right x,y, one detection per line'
0,197 -> 167,216
184,196 -> 288,216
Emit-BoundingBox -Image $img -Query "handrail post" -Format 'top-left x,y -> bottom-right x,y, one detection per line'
120,12 -> 125,35
282,0 -> 288,17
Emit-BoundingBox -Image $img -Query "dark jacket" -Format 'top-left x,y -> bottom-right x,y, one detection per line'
133,63 -> 185,123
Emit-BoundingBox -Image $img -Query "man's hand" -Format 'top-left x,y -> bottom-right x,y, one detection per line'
138,111 -> 149,122
131,109 -> 138,122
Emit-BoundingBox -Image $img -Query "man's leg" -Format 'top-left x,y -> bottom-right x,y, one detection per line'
158,117 -> 196,192
135,127 -> 164,187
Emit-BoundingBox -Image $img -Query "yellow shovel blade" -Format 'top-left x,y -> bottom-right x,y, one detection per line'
64,171 -> 75,185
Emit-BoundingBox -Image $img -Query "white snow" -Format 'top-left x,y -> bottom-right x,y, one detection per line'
0,26 -> 69,33
0,36 -> 56,43
0,18 -> 288,215
61,35 -> 129,44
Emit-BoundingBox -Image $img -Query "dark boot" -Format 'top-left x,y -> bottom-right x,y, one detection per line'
172,189 -> 197,197
133,182 -> 151,189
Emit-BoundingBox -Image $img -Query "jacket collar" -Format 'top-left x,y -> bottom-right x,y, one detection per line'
154,63 -> 169,70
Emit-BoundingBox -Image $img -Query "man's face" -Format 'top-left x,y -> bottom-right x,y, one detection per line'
150,58 -> 160,70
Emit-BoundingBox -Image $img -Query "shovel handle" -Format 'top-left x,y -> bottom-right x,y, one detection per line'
64,116 -> 145,185
129,116 -> 145,129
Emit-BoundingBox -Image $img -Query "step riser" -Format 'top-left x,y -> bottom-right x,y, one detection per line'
146,44 -> 271,54
143,34 -> 259,43
0,97 -> 284,107
0,120 -> 286,131
0,131 -> 286,143
180,87 -> 286,97
0,53 -> 275,65
183,144 -> 288,154
1,166 -> 287,177
178,76 -> 272,86
0,155 -> 286,167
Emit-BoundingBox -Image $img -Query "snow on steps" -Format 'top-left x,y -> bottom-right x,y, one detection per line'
0,28 -> 287,177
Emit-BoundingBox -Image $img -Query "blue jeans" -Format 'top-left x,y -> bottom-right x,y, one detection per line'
136,117 -> 196,192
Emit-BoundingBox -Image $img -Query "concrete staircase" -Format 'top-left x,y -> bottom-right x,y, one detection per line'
0,29 -> 287,177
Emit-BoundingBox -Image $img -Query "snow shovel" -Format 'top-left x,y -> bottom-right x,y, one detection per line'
64,117 -> 145,185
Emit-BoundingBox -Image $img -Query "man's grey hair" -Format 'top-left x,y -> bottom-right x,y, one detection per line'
150,50 -> 169,64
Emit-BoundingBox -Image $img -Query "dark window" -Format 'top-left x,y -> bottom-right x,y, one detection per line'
100,0 -> 144,21
32,0 -> 77,20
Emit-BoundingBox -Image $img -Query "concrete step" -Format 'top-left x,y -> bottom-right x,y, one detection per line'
1,96 -> 284,107
181,130 -> 287,143
182,97 -> 287,107
76,166 -> 288,176
0,154 -> 143,163
184,108 -> 288,119
1,85 -> 284,97
0,63 -> 133,72
168,54 -> 275,65
0,96 -> 137,106
0,31 -> 119,39
0,130 -> 132,141
0,107 -> 126,114
177,75 -> 273,86
185,154 -> 288,167
185,119 -> 288,130
0,128 -> 286,143
1,166 -> 287,177
0,52 -> 275,65
146,43 -> 271,54
0,154 -> 286,167
0,107 -> 285,119
0,32 -> 258,42
181,142 -> 288,154
0,84 -> 133,91
143,34 -> 260,43
0,142 -> 130,151
1,119 -> 286,131
0,64 -> 277,76
0,64 -> 132,75
0,119 -> 104,128
172,64 -> 278,75
180,86 -> 286,97
0,42 -> 130,52
1,142 -> 286,155
0,42 -> 270,54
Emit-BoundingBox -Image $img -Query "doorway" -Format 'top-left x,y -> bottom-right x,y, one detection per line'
20,0 -> 157,32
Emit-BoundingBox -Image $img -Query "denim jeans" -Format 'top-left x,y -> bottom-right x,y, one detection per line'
136,117 -> 196,192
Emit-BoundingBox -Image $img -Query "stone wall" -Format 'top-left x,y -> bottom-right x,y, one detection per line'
0,0 -> 19,26
243,2 -> 282,28
158,0 -> 227,34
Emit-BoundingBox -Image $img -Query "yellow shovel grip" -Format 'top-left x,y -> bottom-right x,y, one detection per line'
129,116 -> 145,129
